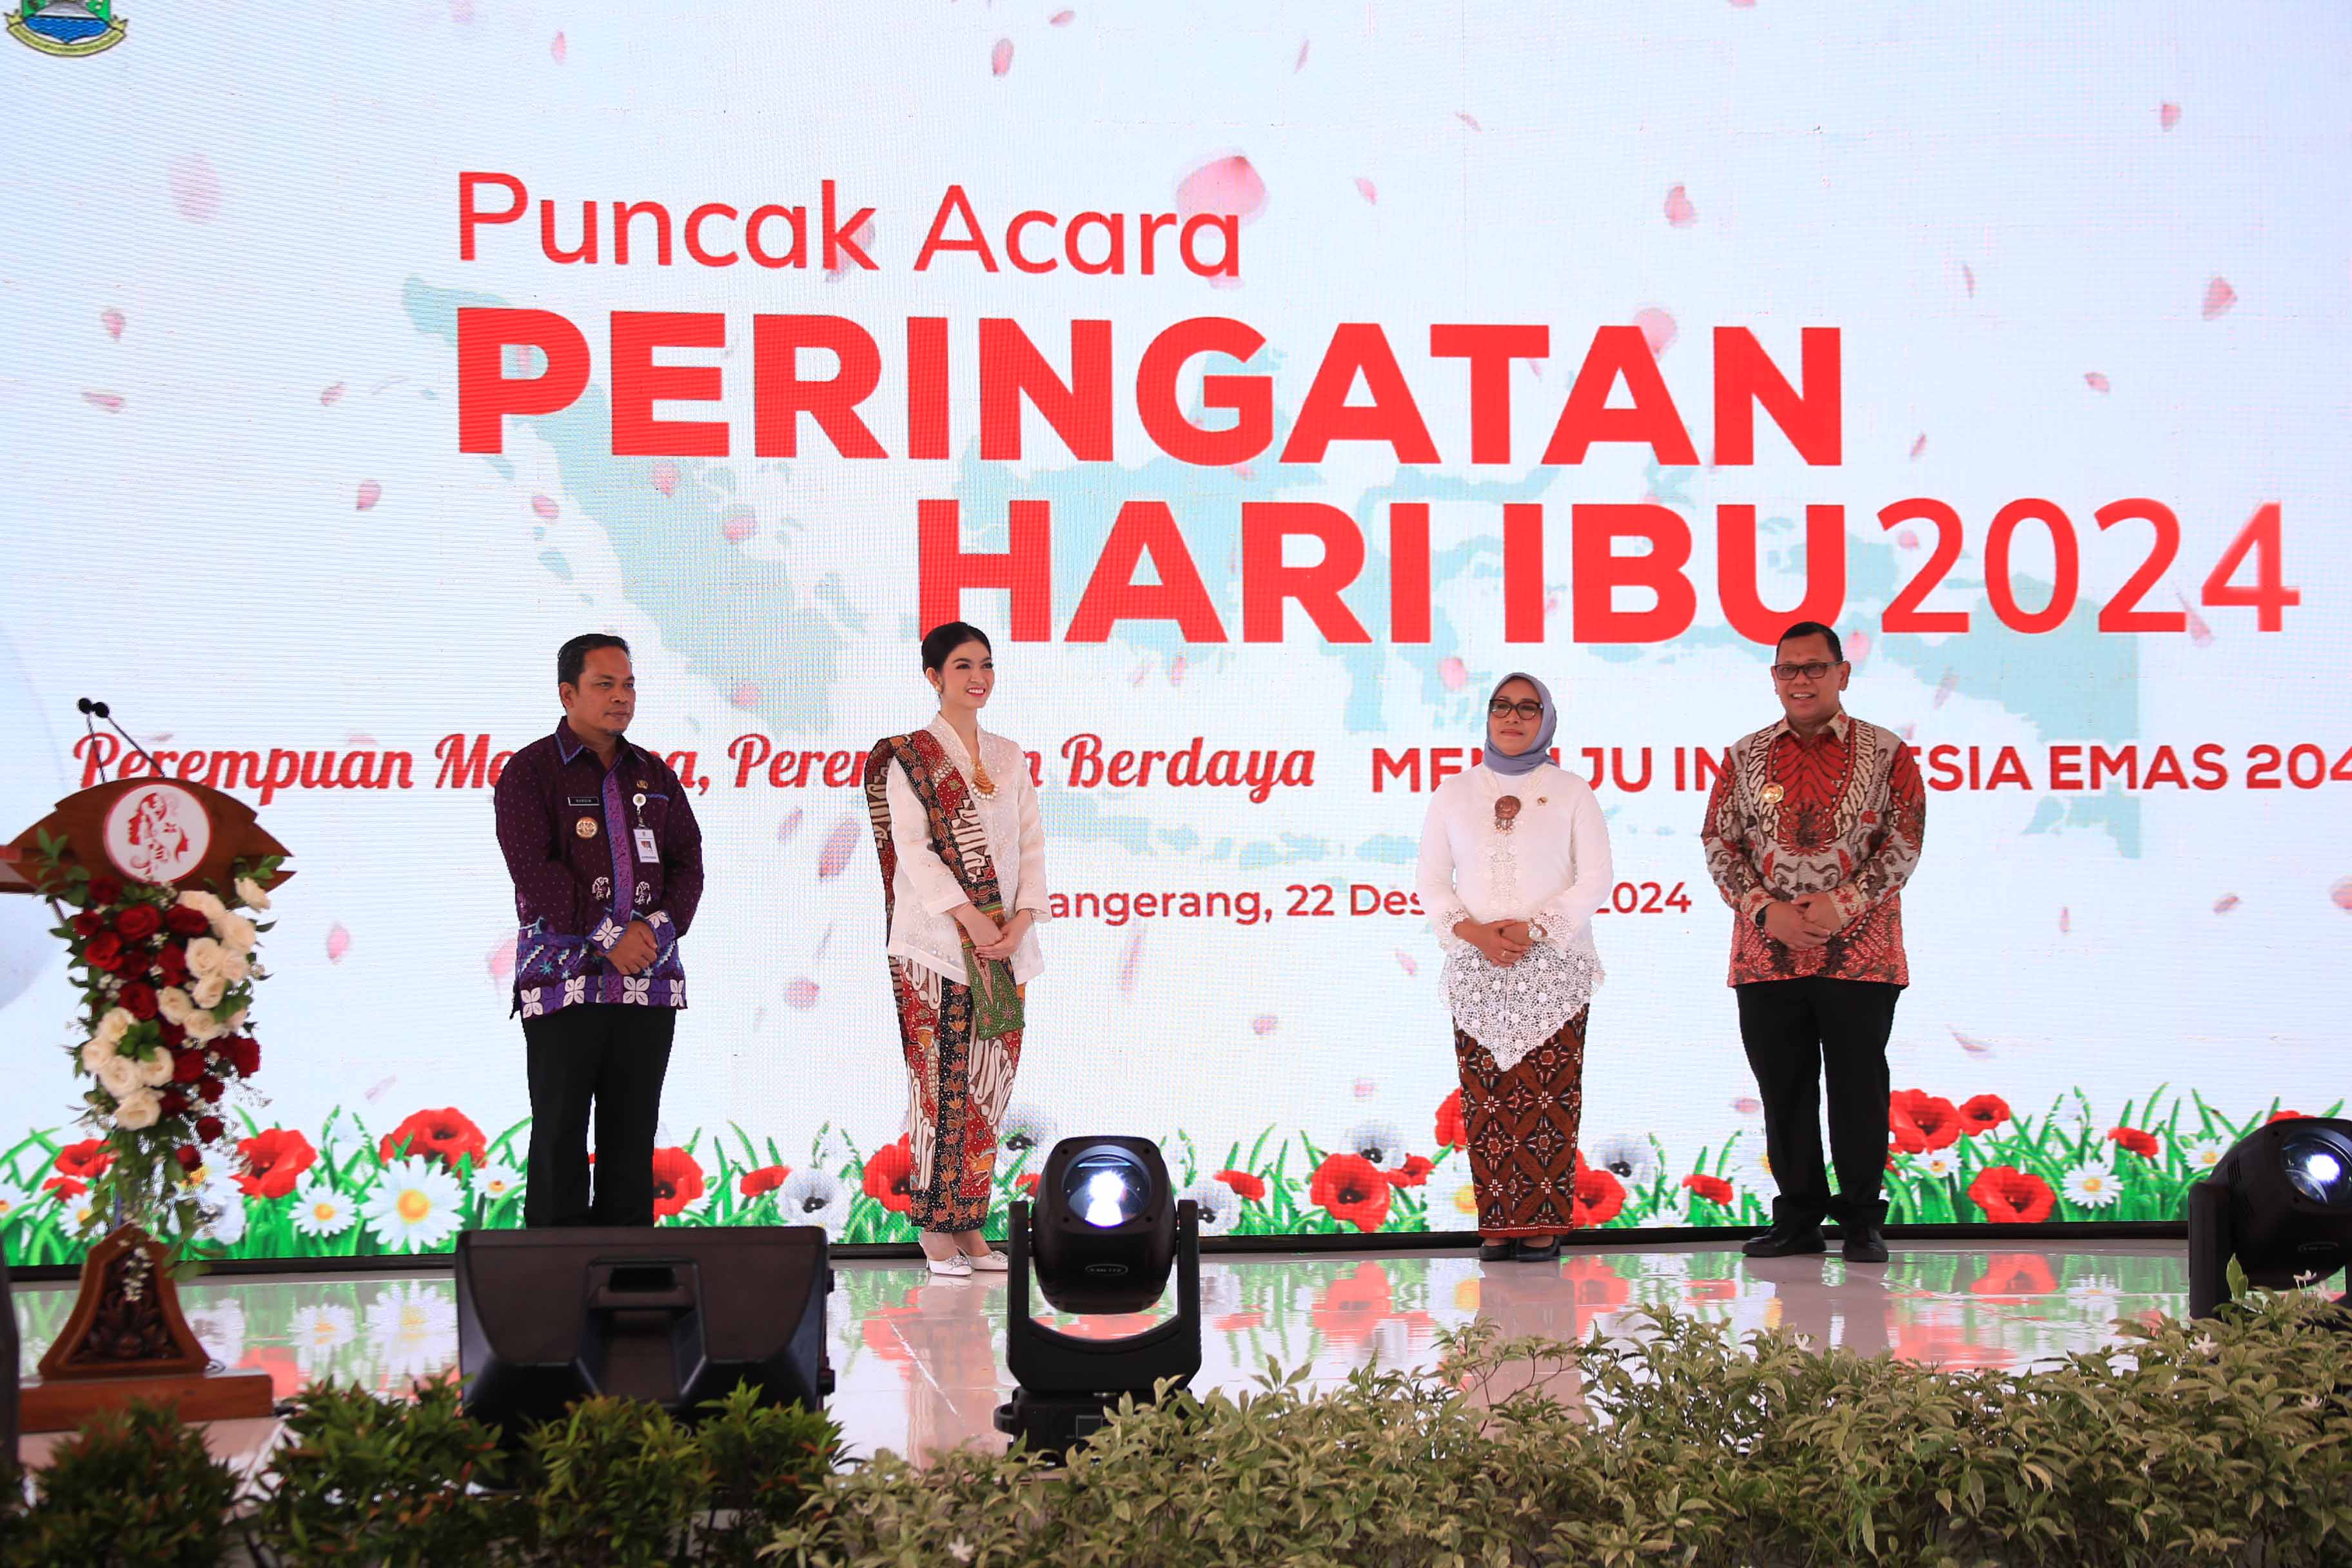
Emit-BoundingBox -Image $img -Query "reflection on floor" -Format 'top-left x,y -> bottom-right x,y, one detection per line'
14,1241 -> 2186,1470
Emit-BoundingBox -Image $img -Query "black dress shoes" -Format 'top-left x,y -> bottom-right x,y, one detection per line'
1478,1239 -> 1517,1262
1741,1223 -> 1827,1258
1841,1223 -> 1890,1263
1515,1237 -> 1561,1262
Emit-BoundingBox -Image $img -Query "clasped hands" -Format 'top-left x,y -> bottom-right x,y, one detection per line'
607,919 -> 661,975
1761,892 -> 1847,950
1454,918 -> 1538,968
956,903 -> 1035,963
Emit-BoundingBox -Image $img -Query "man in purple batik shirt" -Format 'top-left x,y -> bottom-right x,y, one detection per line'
494,633 -> 704,1227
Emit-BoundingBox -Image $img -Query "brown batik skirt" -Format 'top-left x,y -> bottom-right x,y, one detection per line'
1453,1008 -> 1590,1239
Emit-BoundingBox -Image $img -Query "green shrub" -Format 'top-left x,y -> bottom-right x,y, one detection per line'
516,1394 -> 713,1566
23,1398 -> 239,1568
691,1384 -> 843,1567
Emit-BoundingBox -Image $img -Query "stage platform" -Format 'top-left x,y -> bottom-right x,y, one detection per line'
12,1239 -> 2186,1472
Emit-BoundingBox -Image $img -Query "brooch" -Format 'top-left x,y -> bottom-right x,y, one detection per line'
575,818 -> 599,839
1493,795 -> 1521,834
1760,783 -> 1785,805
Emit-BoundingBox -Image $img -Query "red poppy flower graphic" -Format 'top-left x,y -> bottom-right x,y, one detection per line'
1680,1173 -> 1736,1207
44,1176 -> 88,1201
2269,1109 -> 2308,1124
1966,1164 -> 2056,1224
55,1139 -> 114,1179
1571,1163 -> 1627,1227
1385,1154 -> 1435,1189
1309,1152 -> 1392,1233
1213,1168 -> 1266,1202
1956,1094 -> 2012,1135
863,1136 -> 915,1213
1015,1171 -> 1040,1195
235,1128 -> 317,1200
378,1108 -> 489,1171
738,1165 -> 790,1199
651,1146 -> 705,1219
1888,1090 -> 1961,1153
1969,1253 -> 2059,1300
1310,1261 -> 1393,1344
2106,1126 -> 2161,1161
1434,1089 -> 1465,1150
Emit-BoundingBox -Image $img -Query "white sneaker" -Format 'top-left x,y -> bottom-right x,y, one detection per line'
965,1250 -> 1010,1272
925,1253 -> 974,1278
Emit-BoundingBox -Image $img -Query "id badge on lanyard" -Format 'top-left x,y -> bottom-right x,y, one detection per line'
631,791 -> 658,863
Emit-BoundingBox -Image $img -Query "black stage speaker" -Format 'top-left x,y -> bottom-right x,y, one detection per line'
455,1226 -> 832,1432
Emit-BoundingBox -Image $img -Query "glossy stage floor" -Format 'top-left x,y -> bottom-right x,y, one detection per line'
13,1239 -> 2186,1470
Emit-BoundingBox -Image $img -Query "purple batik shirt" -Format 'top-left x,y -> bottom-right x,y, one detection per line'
493,720 -> 705,1018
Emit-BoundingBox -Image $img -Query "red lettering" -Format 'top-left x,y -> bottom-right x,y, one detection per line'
914,184 -> 999,271
458,170 -> 526,260
1572,504 -> 1696,642
745,204 -> 807,269
456,308 -> 591,453
1504,502 -> 1545,642
1542,326 -> 1697,465
1713,326 -> 1841,466
1430,324 -> 1547,464
1389,503 -> 1431,643
612,200 -> 672,266
1716,504 -> 1847,643
978,318 -> 1113,461
1279,324 -> 1439,464
821,181 -> 877,271
919,498 -> 1054,641
1066,500 -> 1226,642
1006,210 -> 1058,274
752,315 -> 885,458
611,311 -> 727,456
1240,502 -> 1371,643
1135,317 -> 1271,467
906,317 -> 950,461
683,202 -> 739,267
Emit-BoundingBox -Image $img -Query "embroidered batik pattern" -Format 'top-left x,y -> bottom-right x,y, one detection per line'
1454,1009 -> 1590,1237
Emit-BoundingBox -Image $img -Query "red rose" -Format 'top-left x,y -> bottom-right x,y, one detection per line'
224,1037 -> 261,1078
55,1139 -> 114,1179
44,1175 -> 88,1201
738,1164 -> 790,1199
235,1128 -> 315,1199
175,1145 -> 203,1173
378,1108 -> 489,1171
164,904 -> 211,937
1966,1164 -> 2057,1224
1308,1153 -> 1392,1233
1385,1154 -> 1435,1189
196,1115 -> 226,1144
1435,1089 -> 1466,1150
197,1077 -> 224,1104
1957,1095 -> 2013,1135
861,1137 -> 914,1213
2107,1126 -> 2161,1160
1680,1172 -> 1736,1207
1572,1163 -> 1627,1226
172,1050 -> 208,1084
87,875 -> 123,907
72,912 -> 104,938
155,945 -> 190,986
1213,1168 -> 1267,1203
158,1019 -> 186,1048
650,1146 -> 705,1219
115,904 -> 163,941
161,1090 -> 190,1117
1889,1090 -> 1962,1154
83,932 -> 126,974
118,981 -> 158,1020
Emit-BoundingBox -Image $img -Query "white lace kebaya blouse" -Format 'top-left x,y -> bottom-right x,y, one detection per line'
883,717 -> 1050,988
1414,761 -> 1612,1068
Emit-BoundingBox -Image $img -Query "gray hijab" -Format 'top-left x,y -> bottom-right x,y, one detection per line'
1482,671 -> 1557,777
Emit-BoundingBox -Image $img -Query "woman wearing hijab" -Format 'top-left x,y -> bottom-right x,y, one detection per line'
1415,673 -> 1613,1261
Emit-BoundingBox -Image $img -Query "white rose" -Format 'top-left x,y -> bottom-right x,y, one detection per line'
81,1035 -> 119,1072
178,889 -> 228,924
158,986 -> 196,1025
234,876 -> 272,911
95,1008 -> 135,1047
215,915 -> 259,957
113,1087 -> 161,1130
135,1048 -> 175,1088
186,937 -> 228,980
191,974 -> 227,1010
98,1054 -> 144,1098
214,945 -> 251,983
224,1008 -> 248,1033
185,1009 -> 226,1043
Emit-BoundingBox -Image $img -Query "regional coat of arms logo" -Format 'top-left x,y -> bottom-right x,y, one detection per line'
9,0 -> 126,56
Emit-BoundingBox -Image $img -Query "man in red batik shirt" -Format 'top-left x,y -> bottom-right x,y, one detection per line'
1701,622 -> 1926,1264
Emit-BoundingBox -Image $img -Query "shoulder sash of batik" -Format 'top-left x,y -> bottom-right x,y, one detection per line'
863,730 -> 1008,925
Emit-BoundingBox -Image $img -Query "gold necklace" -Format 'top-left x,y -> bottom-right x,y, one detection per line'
972,753 -> 997,798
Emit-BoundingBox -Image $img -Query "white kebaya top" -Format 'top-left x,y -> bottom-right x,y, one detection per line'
883,716 -> 1050,988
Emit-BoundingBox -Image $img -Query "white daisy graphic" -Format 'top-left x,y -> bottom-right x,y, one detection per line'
366,1280 -> 459,1385
194,1166 -> 247,1250
471,1162 -> 524,1204
362,1158 -> 467,1253
1421,1164 -> 1483,1232
2062,1162 -> 2123,1210
293,1182 -> 357,1237
1915,1150 -> 1959,1181
0,1186 -> 32,1230
776,1168 -> 851,1239
186,1298 -> 246,1367
290,1303 -> 358,1373
2184,1140 -> 2230,1174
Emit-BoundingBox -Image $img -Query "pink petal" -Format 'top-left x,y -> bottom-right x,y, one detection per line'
449,0 -> 473,21
816,817 -> 861,879
1050,9 -> 1074,24
355,480 -> 382,511
488,937 -> 516,985
1962,264 -> 1977,298
2177,593 -> 2213,647
1731,1097 -> 1762,1115
729,681 -> 762,709
1729,0 -> 1755,7
170,155 -> 222,224
1455,111 -> 1483,132
2201,276 -> 2236,320
1393,949 -> 1417,977
346,732 -> 377,747
2213,894 -> 2240,914
1128,660 -> 1151,687
1168,654 -> 1188,685
326,923 -> 352,963
720,505 -> 758,543
651,459 -> 680,496
1908,433 -> 1927,460
2331,877 -> 2352,914
1663,184 -> 1696,228
1175,153 -> 1268,225
991,37 -> 1014,75
100,308 -> 124,340
551,30 -> 567,63
825,217 -> 876,281
1438,656 -> 1467,691
1950,1028 -> 1995,1056
1845,629 -> 1872,665
2084,372 -> 2110,393
2159,102 -> 2181,130
81,391 -> 123,412
1932,668 -> 1958,709
1294,38 -> 1309,71
1353,177 -> 1378,204
1251,1014 -> 1278,1036
2058,906 -> 2072,933
364,1076 -> 396,1102
778,808 -> 803,844
1353,1079 -> 1377,1100
1118,931 -> 1144,995
1632,307 -> 1677,356
320,383 -> 346,406
531,493 -> 560,520
785,978 -> 821,1010
1897,528 -> 1919,549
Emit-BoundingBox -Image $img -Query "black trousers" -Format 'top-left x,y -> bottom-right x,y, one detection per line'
522,1003 -> 676,1228
1736,977 -> 1901,1229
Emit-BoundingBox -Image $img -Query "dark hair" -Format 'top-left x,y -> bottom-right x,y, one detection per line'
921,622 -> 993,672
1775,621 -> 1843,663
558,632 -> 631,690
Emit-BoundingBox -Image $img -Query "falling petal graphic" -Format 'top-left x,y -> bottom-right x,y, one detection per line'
720,505 -> 758,543
1899,723 -> 1917,743
100,308 -> 124,340
1353,177 -> 1378,204
488,937 -> 516,985
1393,950 -> 1417,977
2177,593 -> 2213,646
1962,264 -> 1976,297
1437,656 -> 1470,692
1731,1097 -> 1761,1115
1050,9 -> 1074,23
2159,102 -> 2181,130
326,924 -> 352,963
2084,372 -> 2110,393
2331,877 -> 2352,913
550,30 -> 566,63
1663,184 -> 1696,227
2213,894 -> 2240,914
816,818 -> 861,879
1128,660 -> 1151,687
1294,37 -> 1309,71
530,493 -> 560,521
1897,528 -> 1919,549
1455,111 -> 1483,132
651,460 -> 680,496
825,217 -> 876,281
1353,1079 -> 1377,1100
1950,1027 -> 1995,1056
355,480 -> 382,511
1845,629 -> 1872,665
1168,654 -> 1188,685
2059,907 -> 2072,934
1175,154 -> 1267,225
364,1076 -> 397,1102
814,923 -> 835,963
1633,307 -> 1677,356
729,682 -> 762,709
81,391 -> 123,412
170,155 -> 221,222
1251,1014 -> 1278,1036
1932,669 -> 1958,709
1118,930 -> 1144,995
785,979 -> 820,1010
990,37 -> 1014,75
778,808 -> 804,843
2201,277 -> 2236,320
1908,433 -> 1927,460
320,384 -> 346,406
449,0 -> 473,21
347,733 -> 377,747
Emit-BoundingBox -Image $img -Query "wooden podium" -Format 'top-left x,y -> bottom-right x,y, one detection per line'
5,775 -> 293,1431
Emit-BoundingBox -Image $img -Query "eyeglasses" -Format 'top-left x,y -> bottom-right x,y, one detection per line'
1770,662 -> 1841,682
1487,698 -> 1544,720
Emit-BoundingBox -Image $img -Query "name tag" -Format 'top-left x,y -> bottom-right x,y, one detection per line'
566,796 -> 600,807
634,827 -> 659,863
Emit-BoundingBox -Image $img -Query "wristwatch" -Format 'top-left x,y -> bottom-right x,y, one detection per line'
1752,903 -> 1774,930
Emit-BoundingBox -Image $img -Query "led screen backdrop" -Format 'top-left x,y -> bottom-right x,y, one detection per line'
3,1 -> 2347,1263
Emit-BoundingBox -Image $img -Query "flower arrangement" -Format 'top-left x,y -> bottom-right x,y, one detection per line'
34,832 -> 282,1259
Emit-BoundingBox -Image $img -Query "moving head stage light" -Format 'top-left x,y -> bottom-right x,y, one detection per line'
2188,1116 -> 2352,1318
995,1135 -> 1202,1458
